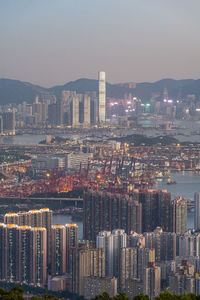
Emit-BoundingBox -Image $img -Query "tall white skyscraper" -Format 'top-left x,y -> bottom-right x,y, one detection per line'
194,192 -> 200,230
98,71 -> 106,122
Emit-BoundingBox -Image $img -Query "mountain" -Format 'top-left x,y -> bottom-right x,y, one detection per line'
50,77 -> 200,101
1,77 -> 200,105
49,78 -> 134,99
0,79 -> 53,105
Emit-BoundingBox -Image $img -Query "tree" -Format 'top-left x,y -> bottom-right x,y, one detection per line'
134,294 -> 150,300
0,285 -> 24,300
92,291 -> 112,300
155,291 -> 179,300
41,293 -> 58,300
113,292 -> 130,300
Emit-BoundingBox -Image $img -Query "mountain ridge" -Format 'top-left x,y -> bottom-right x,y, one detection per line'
0,77 -> 200,105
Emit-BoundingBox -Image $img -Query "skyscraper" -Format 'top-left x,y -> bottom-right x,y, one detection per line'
30,227 -> 47,286
4,224 -> 18,282
0,223 -> 5,280
0,223 -> 48,286
40,208 -> 53,264
120,247 -> 137,291
4,213 -> 19,225
144,262 -> 161,299
177,231 -> 200,257
51,225 -> 66,276
96,229 -> 127,278
83,95 -> 91,126
96,231 -> 114,277
2,111 -> 15,135
84,190 -> 142,241
144,227 -> 176,262
65,223 -> 78,274
138,190 -> 171,232
98,71 -> 106,123
78,248 -> 106,295
28,210 -> 42,227
18,225 -> 32,283
194,192 -> 200,230
170,196 -> 187,234
48,100 -> 63,127
137,247 -> 155,281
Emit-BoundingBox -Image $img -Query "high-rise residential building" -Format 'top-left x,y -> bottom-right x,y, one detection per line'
4,213 -> 19,225
83,95 -> 91,126
28,209 -> 42,227
18,225 -> 32,283
84,190 -> 142,241
112,229 -> 127,278
97,229 -> 127,279
0,223 -> 48,286
96,231 -> 114,277
176,231 -> 200,257
78,248 -> 106,296
30,227 -> 47,286
194,192 -> 200,230
144,227 -> 176,262
18,211 -> 29,226
65,223 -> 78,274
4,224 -> 19,282
137,247 -> 155,281
5,208 -> 52,232
98,71 -> 106,123
169,260 -> 195,295
119,246 -> 155,291
61,91 -> 98,127
0,116 -> 3,134
143,262 -> 161,300
171,196 -> 187,234
90,96 -> 98,125
125,278 -> 144,299
66,223 -> 78,249
51,225 -> 66,276
41,102 -> 48,123
48,100 -> 63,126
1,211 -> 84,288
0,223 -> 5,280
2,111 -> 15,135
169,271 -> 200,295
5,208 -> 52,266
32,97 -> 42,124
40,208 -> 53,263
71,96 -> 80,127
137,190 -> 171,232
120,247 -> 137,291
84,276 -> 117,299
128,231 -> 145,248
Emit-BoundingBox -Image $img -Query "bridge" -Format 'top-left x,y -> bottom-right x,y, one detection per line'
0,197 -> 84,212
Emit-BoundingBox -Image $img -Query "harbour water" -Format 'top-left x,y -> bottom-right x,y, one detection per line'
156,171 -> 200,229
1,119 -> 200,145
2,123 -> 200,235
53,214 -> 83,240
53,171 -> 199,240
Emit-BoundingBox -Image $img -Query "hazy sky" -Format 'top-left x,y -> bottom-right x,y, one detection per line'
0,0 -> 200,87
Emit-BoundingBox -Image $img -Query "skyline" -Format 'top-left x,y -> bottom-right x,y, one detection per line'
1,0 -> 200,87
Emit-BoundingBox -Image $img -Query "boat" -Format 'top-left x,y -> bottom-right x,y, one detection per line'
167,180 -> 177,185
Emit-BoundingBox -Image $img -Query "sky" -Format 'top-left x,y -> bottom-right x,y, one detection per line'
0,0 -> 200,87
